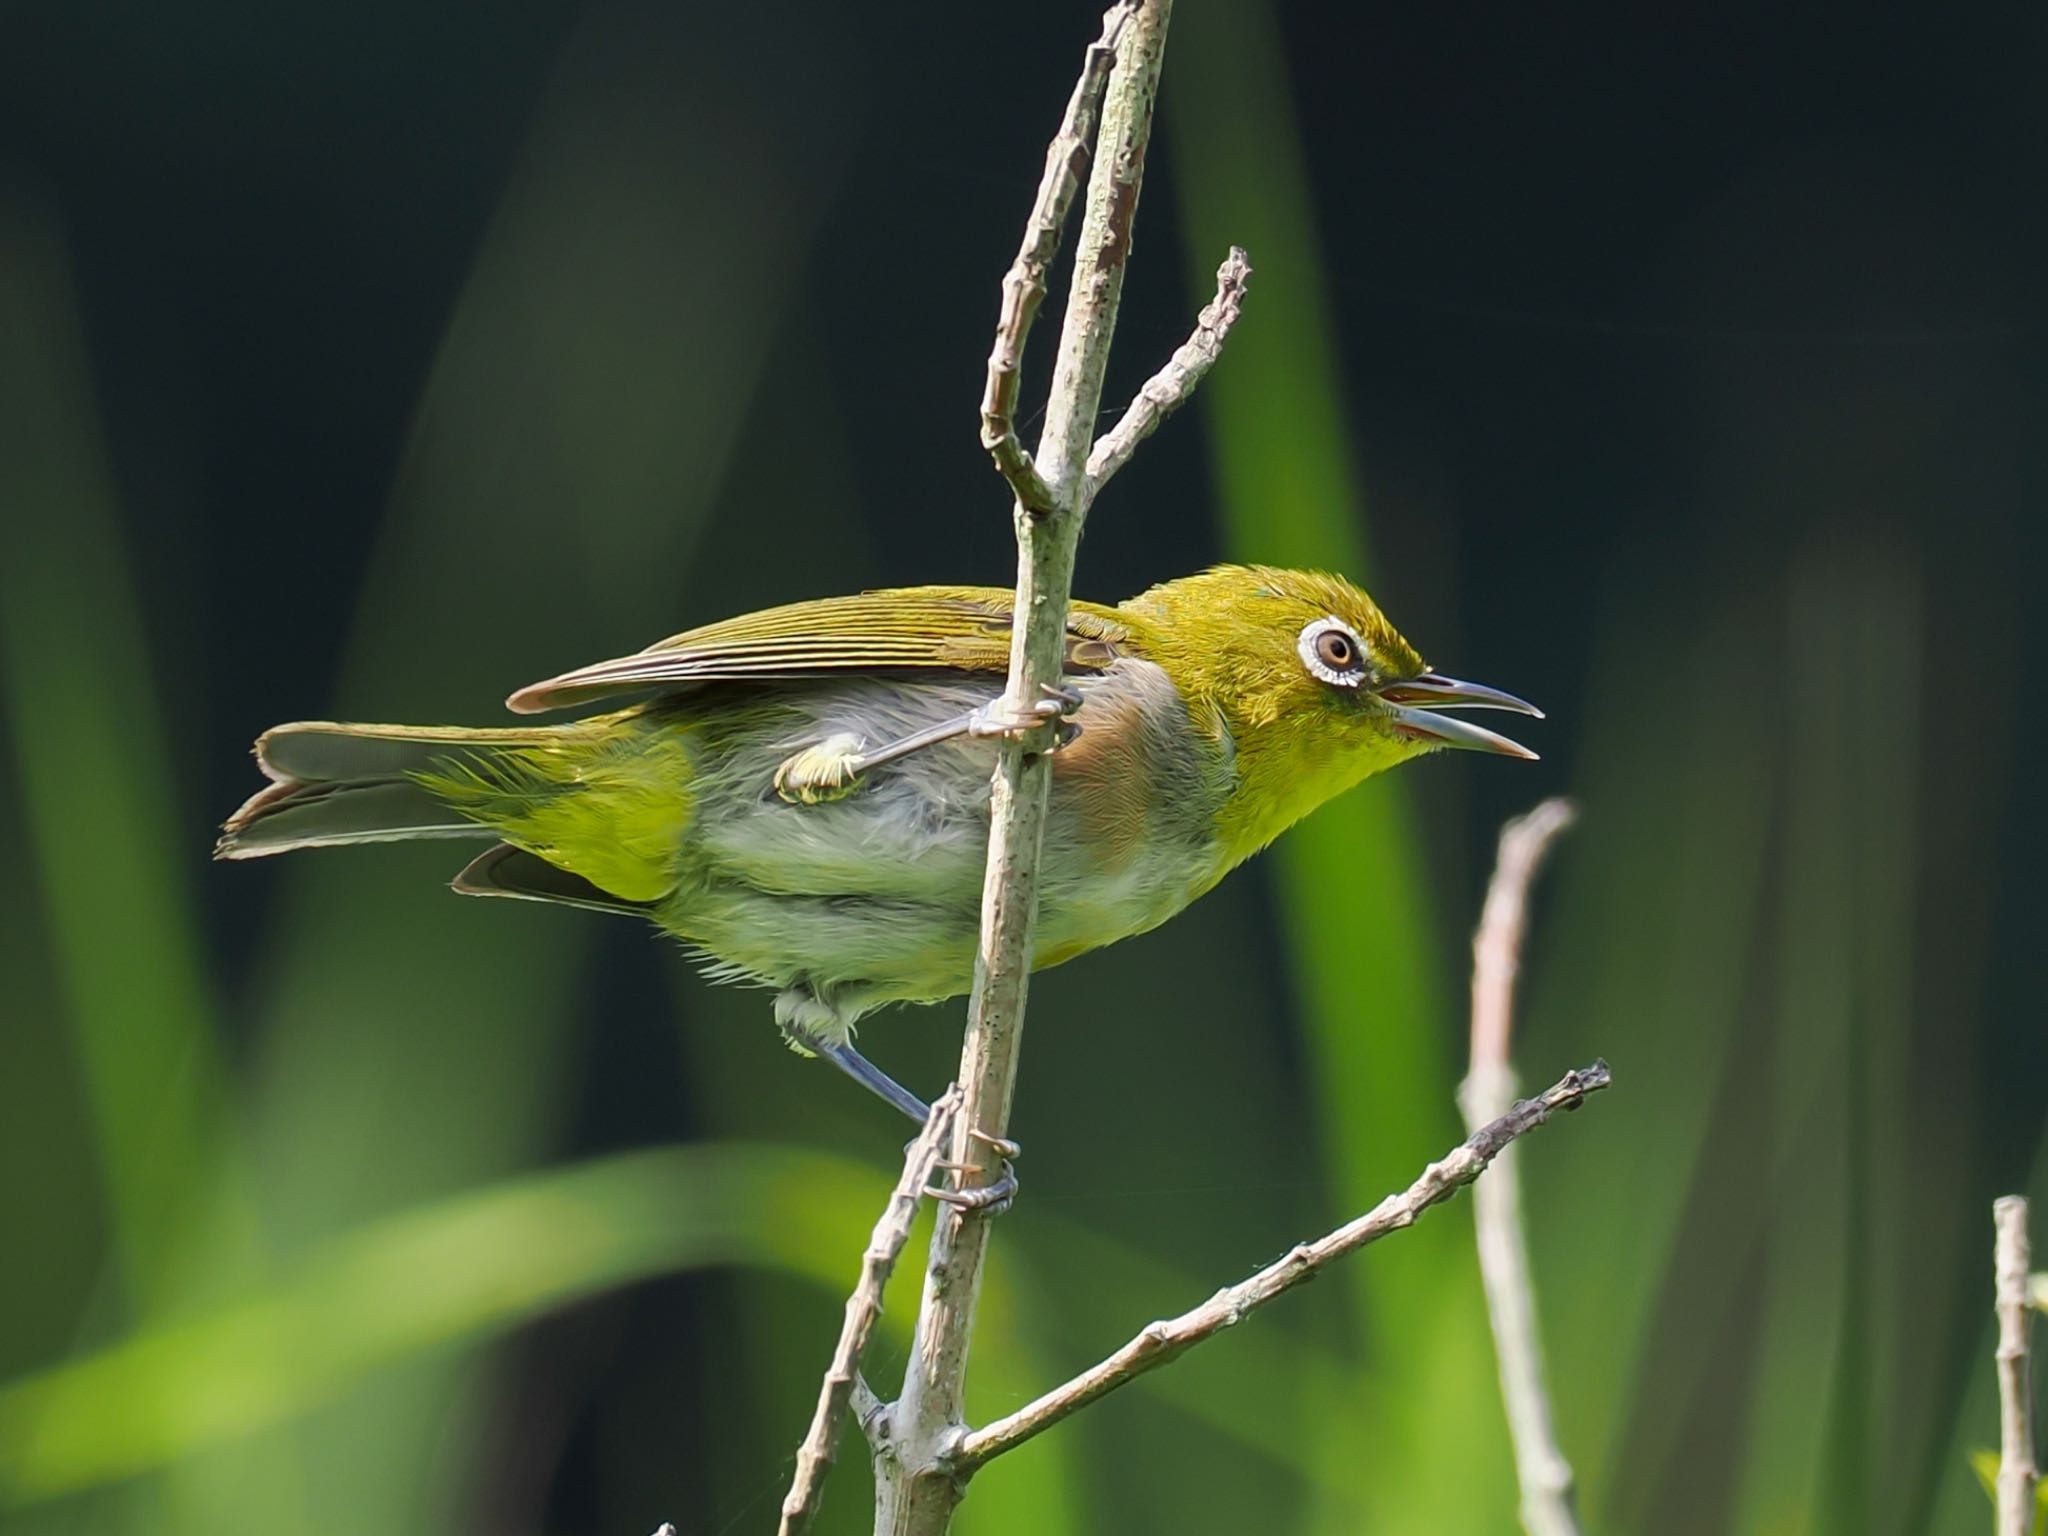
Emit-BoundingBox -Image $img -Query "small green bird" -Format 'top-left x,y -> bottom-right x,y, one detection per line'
219,564 -> 1538,1122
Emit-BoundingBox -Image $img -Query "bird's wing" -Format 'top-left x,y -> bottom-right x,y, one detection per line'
506,585 -> 1132,714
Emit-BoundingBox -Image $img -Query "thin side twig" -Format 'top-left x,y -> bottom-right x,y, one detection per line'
978,2 -> 1136,515
880,6 -> 1178,1533
952,1060 -> 1613,1472
1994,1195 -> 2038,1536
1458,798 -> 1581,1536
1085,246 -> 1252,495
777,1088 -> 962,1536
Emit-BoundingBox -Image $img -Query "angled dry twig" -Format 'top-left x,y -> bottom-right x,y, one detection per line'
1994,1195 -> 2039,1536
1459,798 -> 1581,1536
978,2 -> 1136,515
1086,246 -> 1253,495
950,1061 -> 1613,1472
776,1088 -> 962,1536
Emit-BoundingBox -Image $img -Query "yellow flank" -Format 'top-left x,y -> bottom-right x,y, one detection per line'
412,717 -> 694,903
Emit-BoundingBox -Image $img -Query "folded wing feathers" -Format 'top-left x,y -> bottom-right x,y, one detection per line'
506,587 -> 1129,714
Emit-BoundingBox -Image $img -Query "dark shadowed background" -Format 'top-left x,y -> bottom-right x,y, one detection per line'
2,3 -> 2044,1533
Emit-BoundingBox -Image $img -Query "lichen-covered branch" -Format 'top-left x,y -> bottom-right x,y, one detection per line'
1459,799 -> 1581,1536
951,1061 -> 1613,1471
776,1089 -> 961,1536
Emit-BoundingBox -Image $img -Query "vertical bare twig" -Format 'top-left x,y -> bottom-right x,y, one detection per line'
1994,1195 -> 2038,1536
880,5 -> 1176,1532
777,1089 -> 962,1536
1459,798 -> 1581,1536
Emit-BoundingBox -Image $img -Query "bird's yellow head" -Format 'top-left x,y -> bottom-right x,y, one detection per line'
1120,565 -> 1540,865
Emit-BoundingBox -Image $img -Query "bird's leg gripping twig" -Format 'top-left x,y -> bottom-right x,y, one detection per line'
772,686 -> 1084,806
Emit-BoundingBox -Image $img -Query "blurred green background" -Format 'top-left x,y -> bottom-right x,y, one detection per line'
2,2 -> 2044,1532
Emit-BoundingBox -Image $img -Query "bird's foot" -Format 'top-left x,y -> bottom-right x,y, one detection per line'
967,684 -> 1084,753
928,1129 -> 1022,1215
772,732 -> 868,805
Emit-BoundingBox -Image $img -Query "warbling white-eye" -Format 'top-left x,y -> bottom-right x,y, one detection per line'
220,564 -> 1539,1129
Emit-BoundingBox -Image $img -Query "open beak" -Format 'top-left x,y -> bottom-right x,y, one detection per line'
1374,672 -> 1542,760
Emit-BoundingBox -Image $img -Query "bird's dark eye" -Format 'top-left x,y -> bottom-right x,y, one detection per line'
1297,616 -> 1370,686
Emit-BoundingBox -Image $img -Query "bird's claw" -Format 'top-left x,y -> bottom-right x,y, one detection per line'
926,1161 -> 1019,1215
925,1129 -> 1022,1215
968,685 -> 1084,754
967,1127 -> 1022,1159
1036,683 -> 1084,719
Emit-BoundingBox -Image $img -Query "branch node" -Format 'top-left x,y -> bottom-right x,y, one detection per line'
852,1375 -> 890,1447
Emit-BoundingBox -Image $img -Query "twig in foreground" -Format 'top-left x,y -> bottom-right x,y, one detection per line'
951,1060 -> 1613,1472
1459,798 -> 1581,1536
978,2 -> 1136,515
1994,1195 -> 2038,1536
776,1088 -> 962,1536
1085,246 -> 1253,495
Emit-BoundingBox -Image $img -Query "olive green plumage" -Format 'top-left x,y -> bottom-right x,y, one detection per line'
219,565 -> 1537,1064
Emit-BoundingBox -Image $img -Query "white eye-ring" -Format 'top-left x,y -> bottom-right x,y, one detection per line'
1298,616 -> 1368,686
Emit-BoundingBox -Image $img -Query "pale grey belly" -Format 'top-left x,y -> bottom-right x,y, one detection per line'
662,660 -> 1229,1016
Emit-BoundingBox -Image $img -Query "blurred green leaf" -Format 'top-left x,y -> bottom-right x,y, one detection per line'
0,193 -> 311,1536
0,1145 -> 909,1501
1516,592 -> 1772,1529
1167,6 -> 1506,1528
0,1141 -> 1380,1513
0,197 -> 262,1316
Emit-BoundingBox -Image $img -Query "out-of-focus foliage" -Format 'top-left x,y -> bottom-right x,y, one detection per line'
2,3 -> 2043,1535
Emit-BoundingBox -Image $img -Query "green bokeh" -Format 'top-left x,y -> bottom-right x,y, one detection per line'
2,4 -> 2042,1534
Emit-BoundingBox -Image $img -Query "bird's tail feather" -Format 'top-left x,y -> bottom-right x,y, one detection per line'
215,721 -> 560,859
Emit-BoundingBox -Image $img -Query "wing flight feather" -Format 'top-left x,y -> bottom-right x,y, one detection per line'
506,586 -> 1129,714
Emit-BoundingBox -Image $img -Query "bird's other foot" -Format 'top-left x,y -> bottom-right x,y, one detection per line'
772,731 -> 867,805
